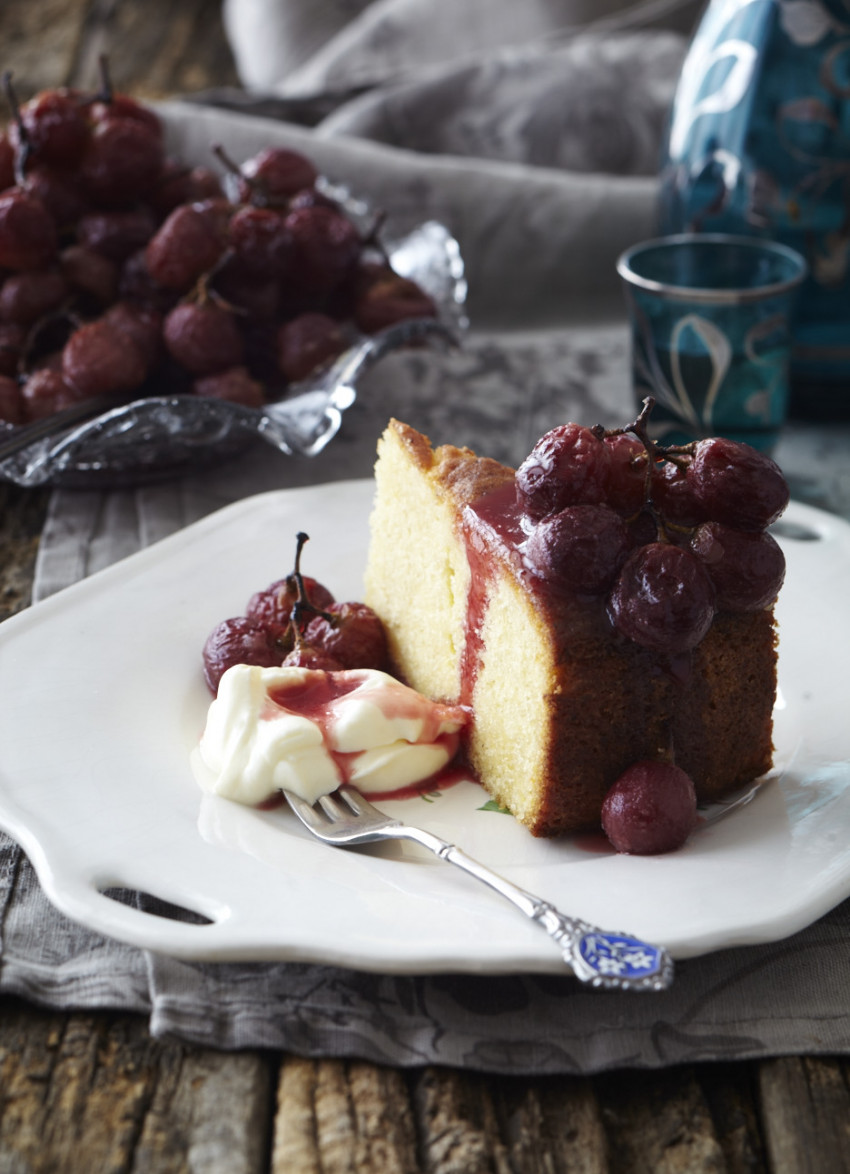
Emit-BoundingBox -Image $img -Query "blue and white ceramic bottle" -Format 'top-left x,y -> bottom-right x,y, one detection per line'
659,0 -> 850,412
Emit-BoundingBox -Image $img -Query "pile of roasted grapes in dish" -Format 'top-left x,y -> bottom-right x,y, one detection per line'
517,396 -> 789,853
0,68 -> 437,427
202,532 -> 389,695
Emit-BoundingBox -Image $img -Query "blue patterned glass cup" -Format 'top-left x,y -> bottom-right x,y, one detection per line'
617,234 -> 807,453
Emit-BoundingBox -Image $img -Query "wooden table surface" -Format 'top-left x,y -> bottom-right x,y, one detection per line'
2,3 -> 849,1171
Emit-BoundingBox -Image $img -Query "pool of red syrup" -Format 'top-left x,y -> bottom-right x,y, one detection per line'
266,672 -> 362,718
572,830 -> 616,855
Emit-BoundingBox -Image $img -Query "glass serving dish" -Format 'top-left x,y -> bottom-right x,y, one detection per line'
0,190 -> 467,489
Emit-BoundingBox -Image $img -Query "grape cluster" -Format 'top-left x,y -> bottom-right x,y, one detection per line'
518,416 -> 788,657
202,534 -> 388,693
0,72 -> 438,427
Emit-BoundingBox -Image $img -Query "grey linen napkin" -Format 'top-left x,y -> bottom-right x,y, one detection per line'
3,2 -> 850,1072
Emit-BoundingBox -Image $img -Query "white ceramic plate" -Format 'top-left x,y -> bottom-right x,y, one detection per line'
0,484 -> 848,974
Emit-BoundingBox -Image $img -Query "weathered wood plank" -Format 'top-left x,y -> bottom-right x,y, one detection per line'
131,1041 -> 273,1174
0,997 -> 273,1174
272,1056 -> 419,1174
413,1066 -> 503,1174
698,1062 -> 768,1174
0,0 -> 89,100
758,1056 -> 850,1174
596,1066 -> 727,1173
492,1075 -> 610,1174
68,0 -> 240,100
0,0 -> 238,103
0,1001 -> 160,1173
411,1066 -> 609,1174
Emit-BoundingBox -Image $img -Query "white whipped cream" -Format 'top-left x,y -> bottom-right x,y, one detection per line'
192,664 -> 467,806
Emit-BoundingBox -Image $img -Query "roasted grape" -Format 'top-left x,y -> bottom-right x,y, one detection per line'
102,301 -> 162,371
276,312 -> 347,382
690,521 -> 786,612
211,257 -> 281,320
0,188 -> 58,270
118,248 -> 178,313
89,93 -> 162,138
21,164 -> 91,229
524,504 -> 631,594
20,369 -> 78,419
60,245 -> 119,306
0,373 -> 24,424
688,437 -> 789,531
162,302 -> 244,375
229,205 -> 293,278
11,88 -> 89,168
238,147 -> 318,204
626,508 -> 659,547
149,161 -> 222,217
0,322 -> 25,376
62,318 -> 147,398
284,205 -> 361,294
516,423 -> 611,519
354,267 -> 437,333
145,202 -> 227,292
650,458 -> 706,528
603,432 -> 648,516
0,269 -> 68,325
608,542 -> 715,654
194,365 -> 264,407
0,132 -> 15,191
202,616 -> 282,694
304,601 -> 388,671
282,644 -> 344,671
246,575 -> 335,638
77,208 -> 156,262
80,116 -> 163,207
601,760 -> 697,854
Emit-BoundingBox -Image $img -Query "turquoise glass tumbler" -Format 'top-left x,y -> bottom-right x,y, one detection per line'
657,0 -> 850,402
617,234 -> 806,452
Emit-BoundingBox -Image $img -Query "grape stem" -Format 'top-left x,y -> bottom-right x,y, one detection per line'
212,143 -> 243,183
623,395 -> 657,457
594,396 -> 703,543
360,209 -> 392,266
95,54 -> 114,106
1,71 -> 31,187
213,141 -> 283,209
287,532 -> 334,631
195,262 -> 250,317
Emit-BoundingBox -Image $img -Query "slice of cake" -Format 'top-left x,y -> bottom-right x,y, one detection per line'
364,417 -> 784,837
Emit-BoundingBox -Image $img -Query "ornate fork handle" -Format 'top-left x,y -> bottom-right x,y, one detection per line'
386,824 -> 674,992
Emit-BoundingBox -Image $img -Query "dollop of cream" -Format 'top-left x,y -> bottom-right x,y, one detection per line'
192,664 -> 467,806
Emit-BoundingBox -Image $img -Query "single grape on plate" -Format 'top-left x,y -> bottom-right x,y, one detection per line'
601,760 -> 697,854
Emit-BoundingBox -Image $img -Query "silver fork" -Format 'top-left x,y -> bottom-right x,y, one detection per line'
283,785 -> 674,991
